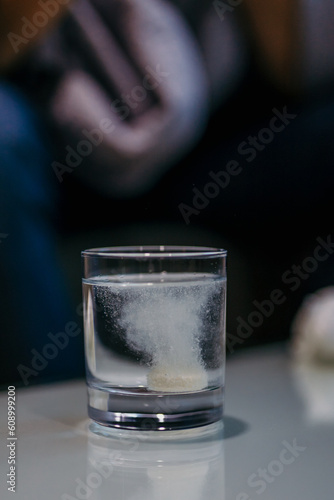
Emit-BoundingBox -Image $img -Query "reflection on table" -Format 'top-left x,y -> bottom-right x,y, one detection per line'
85,421 -> 225,500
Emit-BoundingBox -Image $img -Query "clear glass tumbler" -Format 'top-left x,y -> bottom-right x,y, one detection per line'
82,246 -> 227,431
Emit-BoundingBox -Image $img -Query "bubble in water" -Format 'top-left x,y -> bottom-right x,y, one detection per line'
95,274 -> 221,392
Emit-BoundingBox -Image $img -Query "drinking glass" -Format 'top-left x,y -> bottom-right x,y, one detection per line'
82,246 -> 227,431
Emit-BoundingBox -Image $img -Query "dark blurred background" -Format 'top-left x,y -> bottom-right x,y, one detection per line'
1,0 -> 334,387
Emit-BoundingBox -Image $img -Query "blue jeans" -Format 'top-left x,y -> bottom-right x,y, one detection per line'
0,83 -> 84,386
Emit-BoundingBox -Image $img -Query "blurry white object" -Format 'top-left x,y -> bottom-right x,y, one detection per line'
291,287 -> 334,424
292,362 -> 334,424
291,286 -> 334,363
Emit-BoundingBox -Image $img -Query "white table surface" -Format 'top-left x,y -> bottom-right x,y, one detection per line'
1,342 -> 334,500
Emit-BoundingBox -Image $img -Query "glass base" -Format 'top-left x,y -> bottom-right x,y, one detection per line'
88,419 -> 224,444
87,385 -> 224,431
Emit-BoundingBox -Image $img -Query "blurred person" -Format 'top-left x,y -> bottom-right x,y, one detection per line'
1,0 -> 334,386
0,1 -> 84,387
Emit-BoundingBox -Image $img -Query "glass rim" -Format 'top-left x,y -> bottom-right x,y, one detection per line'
81,245 -> 227,259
